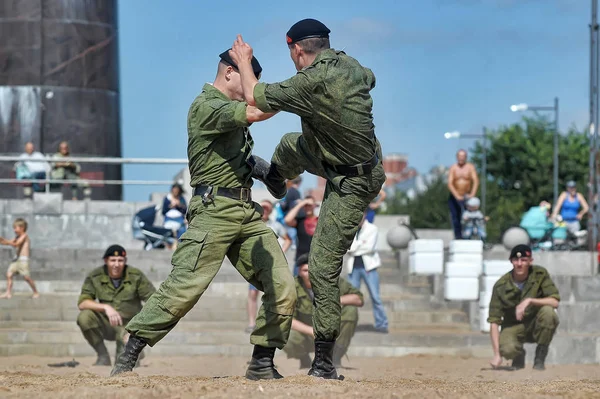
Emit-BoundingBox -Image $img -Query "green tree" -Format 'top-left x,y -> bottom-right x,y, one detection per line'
384,116 -> 590,243
469,116 -> 590,241
385,175 -> 451,229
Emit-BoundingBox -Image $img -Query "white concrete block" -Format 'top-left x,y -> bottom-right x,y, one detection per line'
409,252 -> 444,275
479,290 -> 493,308
482,275 -> 502,292
408,239 -> 444,253
483,260 -> 512,276
445,261 -> 481,277
449,240 -> 483,254
444,277 -> 479,300
449,253 -> 483,264
480,307 -> 490,332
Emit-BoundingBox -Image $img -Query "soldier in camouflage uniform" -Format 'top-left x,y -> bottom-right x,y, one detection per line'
77,245 -> 155,366
230,18 -> 386,379
111,51 -> 297,379
283,254 -> 363,369
488,244 -> 560,371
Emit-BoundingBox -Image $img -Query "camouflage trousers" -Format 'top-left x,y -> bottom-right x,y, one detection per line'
499,306 -> 560,359
77,309 -> 128,358
283,305 -> 359,360
125,195 -> 297,349
272,133 -> 385,341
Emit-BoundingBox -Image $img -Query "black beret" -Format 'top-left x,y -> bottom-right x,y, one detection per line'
103,244 -> 127,259
286,18 -> 330,45
219,49 -> 262,79
509,244 -> 532,260
296,253 -> 309,267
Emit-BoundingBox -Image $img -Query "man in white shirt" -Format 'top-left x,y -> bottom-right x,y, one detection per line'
15,142 -> 49,193
346,213 -> 389,333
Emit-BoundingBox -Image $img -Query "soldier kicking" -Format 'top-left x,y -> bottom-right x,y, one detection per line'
230,18 -> 386,379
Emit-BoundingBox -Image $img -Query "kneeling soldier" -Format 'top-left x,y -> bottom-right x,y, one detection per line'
283,254 -> 364,369
77,245 -> 156,366
488,244 -> 560,371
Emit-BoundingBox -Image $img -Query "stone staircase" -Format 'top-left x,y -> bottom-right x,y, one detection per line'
0,250 -> 488,359
3,250 -> 599,364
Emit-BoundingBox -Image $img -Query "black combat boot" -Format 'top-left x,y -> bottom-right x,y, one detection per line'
511,350 -> 525,370
92,342 -> 111,366
308,341 -> 339,380
299,354 -> 312,369
533,345 -> 549,370
110,335 -> 147,376
250,156 -> 287,199
245,345 -> 284,380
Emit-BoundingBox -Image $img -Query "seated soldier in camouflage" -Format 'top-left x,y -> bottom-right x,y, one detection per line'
283,254 -> 363,369
77,245 -> 156,366
488,244 -> 560,371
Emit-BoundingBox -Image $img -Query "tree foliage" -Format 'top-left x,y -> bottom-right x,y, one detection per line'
385,116 -> 591,242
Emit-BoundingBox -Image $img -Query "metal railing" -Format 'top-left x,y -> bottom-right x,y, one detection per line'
0,154 -> 188,190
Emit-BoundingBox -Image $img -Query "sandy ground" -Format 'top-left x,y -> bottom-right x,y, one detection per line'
0,354 -> 599,398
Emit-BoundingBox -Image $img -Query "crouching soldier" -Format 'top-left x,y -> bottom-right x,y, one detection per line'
283,254 -> 364,369
77,245 -> 156,366
488,244 -> 560,371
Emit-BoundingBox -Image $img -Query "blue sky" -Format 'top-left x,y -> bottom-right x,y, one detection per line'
118,0 -> 590,201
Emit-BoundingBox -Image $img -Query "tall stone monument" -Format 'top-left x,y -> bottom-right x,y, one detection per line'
0,0 -> 122,200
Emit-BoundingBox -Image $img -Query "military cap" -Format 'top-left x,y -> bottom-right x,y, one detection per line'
219,49 -> 262,79
509,244 -> 532,260
286,18 -> 330,45
103,244 -> 127,259
296,253 -> 309,267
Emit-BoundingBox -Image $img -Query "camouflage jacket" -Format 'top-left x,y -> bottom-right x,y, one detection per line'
187,84 -> 254,189
254,49 -> 378,166
487,265 -> 560,327
78,265 -> 156,320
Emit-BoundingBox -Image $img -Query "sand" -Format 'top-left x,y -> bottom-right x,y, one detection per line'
0,354 -> 598,398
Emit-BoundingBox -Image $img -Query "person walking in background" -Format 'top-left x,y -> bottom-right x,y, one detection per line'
551,181 -> 589,233
447,149 -> 479,239
346,212 -> 388,333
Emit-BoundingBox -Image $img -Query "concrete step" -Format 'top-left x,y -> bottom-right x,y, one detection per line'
0,332 -> 597,365
0,293 -> 468,325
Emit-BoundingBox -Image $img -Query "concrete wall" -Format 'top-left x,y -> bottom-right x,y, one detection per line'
0,194 -> 415,251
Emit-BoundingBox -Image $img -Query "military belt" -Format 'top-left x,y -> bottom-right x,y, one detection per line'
323,154 -> 378,177
193,185 -> 252,203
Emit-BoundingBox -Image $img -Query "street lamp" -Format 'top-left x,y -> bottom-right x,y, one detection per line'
510,97 -> 559,205
443,128 -> 488,214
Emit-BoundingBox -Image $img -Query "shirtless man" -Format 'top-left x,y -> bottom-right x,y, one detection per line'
447,149 -> 479,239
0,218 -> 39,299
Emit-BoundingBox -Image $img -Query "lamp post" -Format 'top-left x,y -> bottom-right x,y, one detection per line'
444,128 -> 487,214
510,98 -> 559,205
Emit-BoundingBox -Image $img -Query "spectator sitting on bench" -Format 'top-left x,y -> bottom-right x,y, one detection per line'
15,142 -> 50,194
50,141 -> 90,200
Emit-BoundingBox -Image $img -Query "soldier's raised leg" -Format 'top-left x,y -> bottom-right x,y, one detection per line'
499,324 -> 527,369
228,203 -> 296,379
253,133 -> 326,198
530,306 -> 559,370
77,310 -> 112,366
